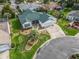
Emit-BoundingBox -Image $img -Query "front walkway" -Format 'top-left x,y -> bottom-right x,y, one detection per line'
46,24 -> 65,39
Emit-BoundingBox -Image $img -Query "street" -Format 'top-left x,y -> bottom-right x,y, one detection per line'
0,19 -> 10,59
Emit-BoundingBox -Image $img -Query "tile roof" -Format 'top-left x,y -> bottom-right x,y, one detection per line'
18,9 -> 50,24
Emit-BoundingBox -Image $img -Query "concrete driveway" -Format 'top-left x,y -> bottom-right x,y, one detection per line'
46,24 -> 65,39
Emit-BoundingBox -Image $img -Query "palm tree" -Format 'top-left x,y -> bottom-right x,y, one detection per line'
65,0 -> 74,7
4,13 -> 11,20
2,4 -> 15,18
27,30 -> 39,41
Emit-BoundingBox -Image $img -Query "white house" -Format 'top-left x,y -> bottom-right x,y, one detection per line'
18,9 -> 57,29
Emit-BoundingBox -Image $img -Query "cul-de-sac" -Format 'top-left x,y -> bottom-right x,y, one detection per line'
0,0 -> 79,59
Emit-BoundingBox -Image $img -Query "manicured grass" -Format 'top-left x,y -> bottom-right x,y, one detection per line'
10,19 -> 50,59
10,19 -> 21,33
58,18 -> 79,36
57,8 -> 79,36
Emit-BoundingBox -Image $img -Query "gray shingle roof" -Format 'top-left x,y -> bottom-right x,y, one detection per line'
69,11 -> 79,17
68,11 -> 79,21
35,37 -> 79,59
18,9 -> 50,24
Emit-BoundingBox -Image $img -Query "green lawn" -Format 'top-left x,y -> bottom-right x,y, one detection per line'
58,18 -> 79,36
57,8 -> 79,36
10,19 -> 50,59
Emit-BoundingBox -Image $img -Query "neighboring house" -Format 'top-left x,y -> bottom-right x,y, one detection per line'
18,9 -> 57,29
18,3 -> 42,11
41,2 -> 62,10
66,11 -> 79,22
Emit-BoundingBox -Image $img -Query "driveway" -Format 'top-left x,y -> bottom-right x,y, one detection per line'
0,19 -> 10,59
75,33 -> 79,38
46,24 -> 65,39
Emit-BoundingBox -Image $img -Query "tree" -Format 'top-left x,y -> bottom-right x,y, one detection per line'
66,0 -> 74,7
15,0 -> 26,4
48,10 -> 61,18
2,4 -> 15,18
43,0 -> 50,4
0,0 -> 10,3
26,0 -> 36,3
27,30 -> 39,41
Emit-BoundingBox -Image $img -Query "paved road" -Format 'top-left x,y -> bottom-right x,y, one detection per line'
0,19 -> 10,59
0,21 -> 10,34
35,37 -> 79,59
0,51 -> 9,59
46,24 -> 65,39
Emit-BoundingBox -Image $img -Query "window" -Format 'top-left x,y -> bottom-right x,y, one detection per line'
24,23 -> 31,27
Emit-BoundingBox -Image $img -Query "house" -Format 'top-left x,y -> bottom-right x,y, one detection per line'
18,3 -> 42,12
66,11 -> 79,22
40,2 -> 62,10
67,11 -> 79,29
18,9 -> 57,29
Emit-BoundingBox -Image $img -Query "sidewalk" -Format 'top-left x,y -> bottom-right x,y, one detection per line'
0,51 -> 9,59
46,24 -> 65,39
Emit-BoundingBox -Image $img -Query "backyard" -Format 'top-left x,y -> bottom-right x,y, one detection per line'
10,19 -> 50,59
